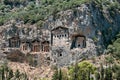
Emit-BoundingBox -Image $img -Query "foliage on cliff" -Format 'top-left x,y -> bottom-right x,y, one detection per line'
107,32 -> 120,59
0,0 -> 120,26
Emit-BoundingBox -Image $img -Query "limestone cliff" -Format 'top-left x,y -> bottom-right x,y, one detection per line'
44,2 -> 120,55
0,1 -> 120,58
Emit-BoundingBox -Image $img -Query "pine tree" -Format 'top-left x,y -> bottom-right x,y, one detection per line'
1,67 -> 5,80
72,63 -> 79,80
105,67 -> 112,80
100,63 -> 104,80
52,67 -> 59,80
15,69 -> 20,79
8,69 -> 13,80
95,72 -> 100,80
58,69 -> 62,80
116,69 -> 120,80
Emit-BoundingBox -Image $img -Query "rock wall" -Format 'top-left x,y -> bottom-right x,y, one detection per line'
44,3 -> 120,55
0,2 -> 120,67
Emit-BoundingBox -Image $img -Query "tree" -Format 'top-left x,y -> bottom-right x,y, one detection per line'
104,67 -> 112,80
69,61 -> 96,80
69,63 -> 79,80
95,72 -> 100,80
52,67 -> 59,80
52,67 -> 64,80
73,63 -> 79,80
100,63 -> 104,80
8,69 -> 13,80
1,67 -> 5,80
58,69 -> 62,80
0,64 -> 28,80
113,65 -> 120,80
106,32 -> 120,59
107,45 -> 115,54
20,73 -> 28,80
105,55 -> 114,66
78,61 -> 96,80
116,69 -> 120,80
62,69 -> 69,80
15,69 -> 20,79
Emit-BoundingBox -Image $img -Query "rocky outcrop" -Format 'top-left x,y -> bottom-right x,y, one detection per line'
44,3 -> 120,54
0,2 -> 120,67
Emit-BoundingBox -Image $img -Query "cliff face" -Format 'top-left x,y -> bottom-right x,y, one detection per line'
44,2 -> 120,54
0,2 -> 120,56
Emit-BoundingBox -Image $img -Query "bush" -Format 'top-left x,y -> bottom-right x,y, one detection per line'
106,32 -> 120,59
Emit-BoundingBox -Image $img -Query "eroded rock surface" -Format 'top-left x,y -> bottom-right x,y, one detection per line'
0,3 -> 120,67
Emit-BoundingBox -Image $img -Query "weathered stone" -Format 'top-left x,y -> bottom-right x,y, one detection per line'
0,3 -> 120,67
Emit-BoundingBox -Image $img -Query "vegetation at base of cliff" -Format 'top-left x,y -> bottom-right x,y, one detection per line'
52,31 -> 120,80
0,0 -> 120,26
52,61 -> 120,80
0,63 -> 28,80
